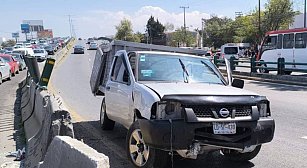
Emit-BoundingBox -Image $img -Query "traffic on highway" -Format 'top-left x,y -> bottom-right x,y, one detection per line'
1,1 -> 307,168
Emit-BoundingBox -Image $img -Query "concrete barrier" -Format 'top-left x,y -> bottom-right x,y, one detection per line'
19,38 -> 110,168
38,136 -> 109,168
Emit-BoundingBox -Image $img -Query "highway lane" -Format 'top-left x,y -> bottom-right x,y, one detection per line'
51,40 -> 307,168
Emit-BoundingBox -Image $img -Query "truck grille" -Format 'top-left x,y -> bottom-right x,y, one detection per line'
187,105 -> 252,118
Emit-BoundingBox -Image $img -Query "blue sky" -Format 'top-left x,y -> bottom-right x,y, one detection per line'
0,0 -> 304,40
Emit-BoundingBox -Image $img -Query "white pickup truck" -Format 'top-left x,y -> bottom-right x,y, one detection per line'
90,40 -> 275,168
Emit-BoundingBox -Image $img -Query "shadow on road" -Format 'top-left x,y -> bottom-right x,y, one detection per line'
248,80 -> 307,91
73,120 -> 256,168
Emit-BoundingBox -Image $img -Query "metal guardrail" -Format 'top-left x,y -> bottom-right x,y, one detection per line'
212,56 -> 307,75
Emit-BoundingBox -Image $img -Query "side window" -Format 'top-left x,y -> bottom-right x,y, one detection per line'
111,56 -> 123,81
111,55 -> 129,84
128,52 -> 136,75
277,34 -> 283,49
295,33 -> 305,48
283,33 -> 294,49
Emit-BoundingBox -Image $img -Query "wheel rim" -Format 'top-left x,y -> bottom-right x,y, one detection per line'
129,129 -> 149,167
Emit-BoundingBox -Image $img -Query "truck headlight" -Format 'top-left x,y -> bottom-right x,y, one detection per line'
258,102 -> 270,117
157,101 -> 183,119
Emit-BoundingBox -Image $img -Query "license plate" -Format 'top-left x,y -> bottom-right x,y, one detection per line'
213,122 -> 236,134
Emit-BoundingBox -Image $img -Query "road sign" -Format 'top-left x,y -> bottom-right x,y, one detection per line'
12,32 -> 19,38
21,24 -> 30,33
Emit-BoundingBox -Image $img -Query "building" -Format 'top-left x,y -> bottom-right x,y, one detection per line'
290,13 -> 306,29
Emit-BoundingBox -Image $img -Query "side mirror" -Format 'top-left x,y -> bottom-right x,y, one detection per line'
232,78 -> 244,89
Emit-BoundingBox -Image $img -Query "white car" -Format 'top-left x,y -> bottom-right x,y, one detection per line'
0,57 -> 11,84
33,49 -> 48,62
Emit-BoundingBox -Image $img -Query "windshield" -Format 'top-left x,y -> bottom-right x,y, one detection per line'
34,50 -> 44,53
137,53 -> 225,84
0,56 -> 11,62
224,47 -> 238,54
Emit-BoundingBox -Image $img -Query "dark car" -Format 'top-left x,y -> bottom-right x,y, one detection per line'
86,38 -> 94,44
44,45 -> 54,55
73,45 -> 84,54
11,53 -> 26,71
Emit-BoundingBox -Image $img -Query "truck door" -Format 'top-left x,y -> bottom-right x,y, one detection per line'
105,51 -> 135,127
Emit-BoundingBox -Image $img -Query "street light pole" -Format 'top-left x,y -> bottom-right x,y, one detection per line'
180,6 -> 189,46
304,0 -> 306,28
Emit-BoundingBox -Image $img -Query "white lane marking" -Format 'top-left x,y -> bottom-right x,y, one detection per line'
301,136 -> 307,140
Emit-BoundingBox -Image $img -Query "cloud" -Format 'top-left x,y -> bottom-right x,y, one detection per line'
76,6 -> 211,38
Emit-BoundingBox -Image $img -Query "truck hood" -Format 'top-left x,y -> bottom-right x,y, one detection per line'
143,82 -> 258,97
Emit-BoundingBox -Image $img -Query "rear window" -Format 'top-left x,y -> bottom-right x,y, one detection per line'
1,56 -> 12,62
224,47 -> 238,54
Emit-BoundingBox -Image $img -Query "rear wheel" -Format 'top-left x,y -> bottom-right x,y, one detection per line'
100,98 -> 115,130
284,71 -> 292,75
258,63 -> 269,73
16,68 -> 19,74
222,145 -> 261,162
12,70 -> 15,77
7,72 -> 11,80
126,121 -> 169,168
0,73 -> 2,85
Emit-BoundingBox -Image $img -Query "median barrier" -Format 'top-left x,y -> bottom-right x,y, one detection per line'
38,136 -> 109,168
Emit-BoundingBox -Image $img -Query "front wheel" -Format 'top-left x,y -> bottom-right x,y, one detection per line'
100,98 -> 115,130
222,145 -> 261,162
126,121 -> 169,168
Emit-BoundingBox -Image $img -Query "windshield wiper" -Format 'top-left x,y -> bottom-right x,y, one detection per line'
178,58 -> 189,83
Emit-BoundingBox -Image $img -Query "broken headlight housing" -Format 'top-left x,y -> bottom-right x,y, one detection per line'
156,101 -> 183,119
258,101 -> 271,117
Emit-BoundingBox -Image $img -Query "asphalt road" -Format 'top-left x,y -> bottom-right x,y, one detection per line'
51,40 -> 307,168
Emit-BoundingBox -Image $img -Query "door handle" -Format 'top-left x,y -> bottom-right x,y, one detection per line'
106,86 -> 111,91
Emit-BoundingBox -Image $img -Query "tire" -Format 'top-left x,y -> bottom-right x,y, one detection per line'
126,121 -> 169,168
258,63 -> 269,73
0,73 -> 2,85
100,98 -> 115,130
222,145 -> 261,162
284,71 -> 292,75
12,70 -> 15,77
16,68 -> 19,74
7,72 -> 11,80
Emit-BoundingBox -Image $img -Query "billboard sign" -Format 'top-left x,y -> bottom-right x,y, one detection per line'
23,20 -> 44,32
37,29 -> 53,39
21,24 -> 30,33
12,32 -> 19,38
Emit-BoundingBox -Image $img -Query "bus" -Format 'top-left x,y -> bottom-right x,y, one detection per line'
257,28 -> 307,74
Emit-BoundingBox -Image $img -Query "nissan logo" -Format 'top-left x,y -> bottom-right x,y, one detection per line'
219,108 -> 230,118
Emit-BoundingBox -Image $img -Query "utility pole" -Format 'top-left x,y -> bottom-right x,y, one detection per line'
258,0 -> 261,43
180,6 -> 189,47
304,0 -> 306,28
67,15 -> 72,37
201,18 -> 206,48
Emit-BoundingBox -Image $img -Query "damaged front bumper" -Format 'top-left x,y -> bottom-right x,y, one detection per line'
138,118 -> 275,151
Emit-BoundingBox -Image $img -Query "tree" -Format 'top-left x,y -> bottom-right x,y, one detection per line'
164,22 -> 174,32
262,0 -> 296,34
203,16 -> 235,48
115,18 -> 140,42
170,27 -> 196,47
146,16 -> 166,44
1,40 -> 16,48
